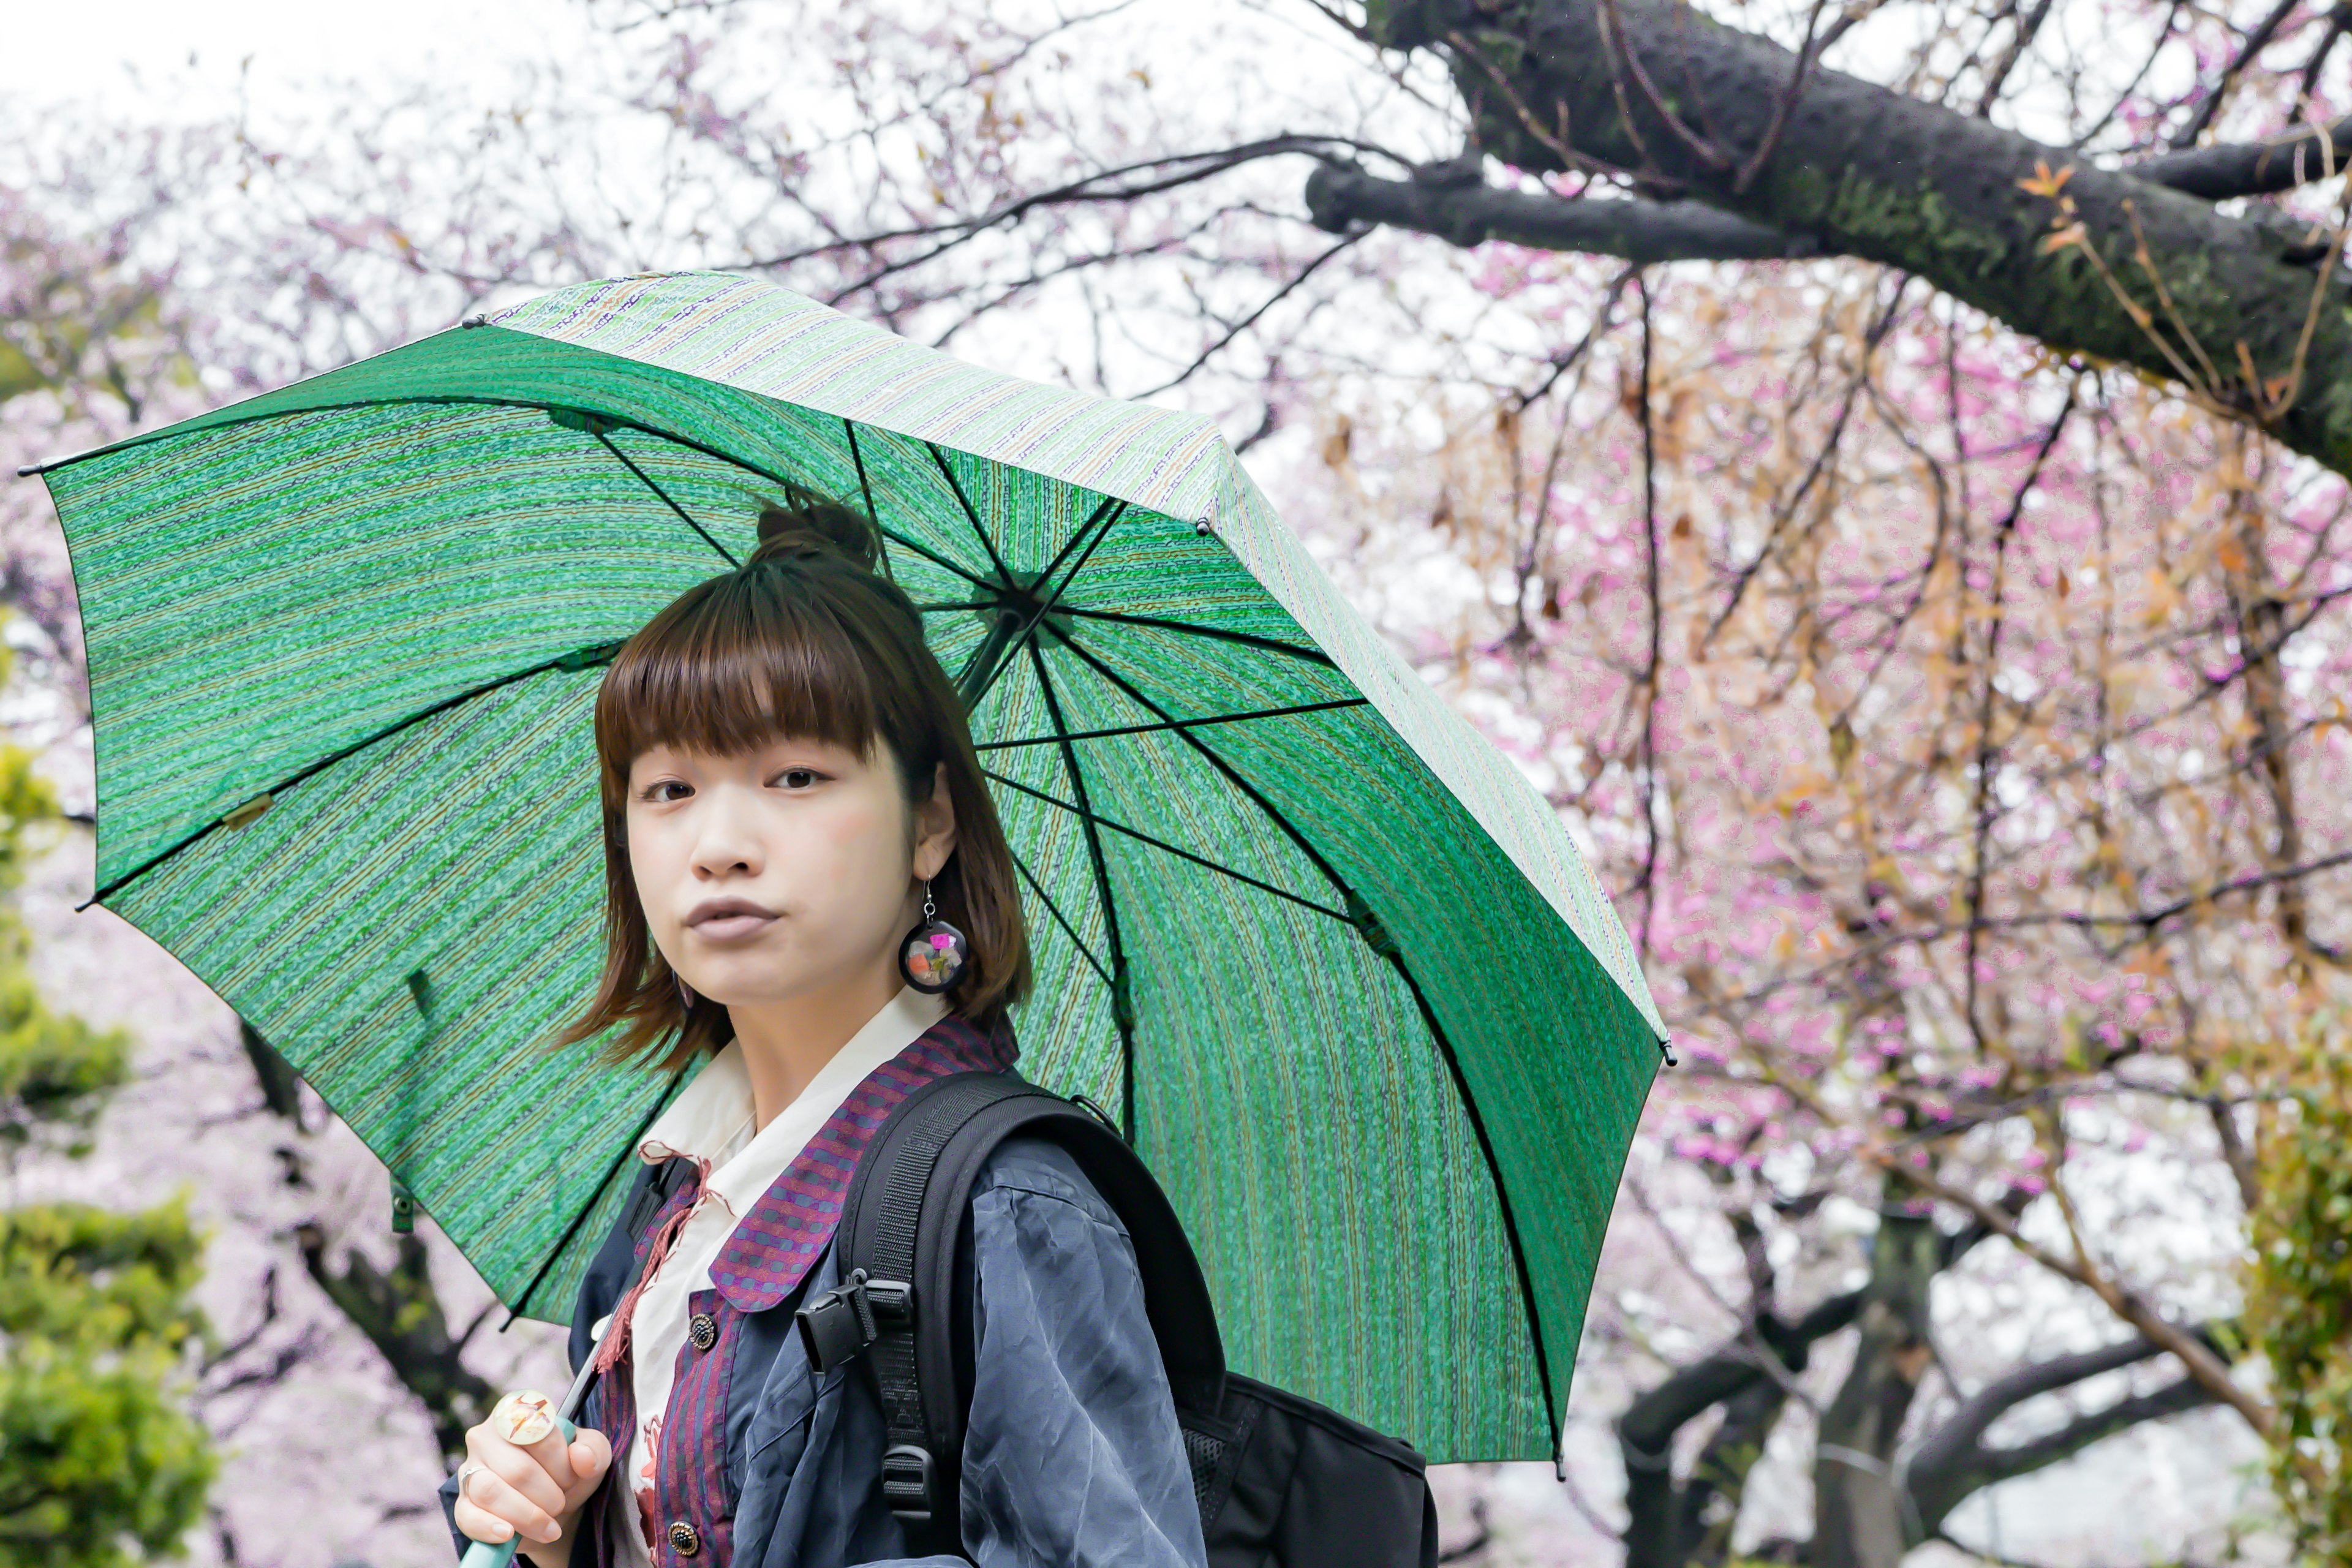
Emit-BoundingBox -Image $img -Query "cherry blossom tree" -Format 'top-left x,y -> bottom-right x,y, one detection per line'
16,0 -> 2352,1559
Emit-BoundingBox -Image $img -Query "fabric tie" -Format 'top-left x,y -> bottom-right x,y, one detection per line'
592,1154 -> 715,1377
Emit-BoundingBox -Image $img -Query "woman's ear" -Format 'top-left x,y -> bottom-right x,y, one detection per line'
911,761 -> 959,881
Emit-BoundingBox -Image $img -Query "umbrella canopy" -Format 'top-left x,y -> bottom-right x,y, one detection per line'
38,271 -> 1664,1463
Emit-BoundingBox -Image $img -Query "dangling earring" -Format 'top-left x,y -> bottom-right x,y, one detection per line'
898,880 -> 968,995
676,969 -> 697,1011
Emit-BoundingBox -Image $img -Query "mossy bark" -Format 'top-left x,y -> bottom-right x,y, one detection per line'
1359,0 -> 2352,477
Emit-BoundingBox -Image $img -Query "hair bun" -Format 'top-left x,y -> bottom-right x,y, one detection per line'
750,483 -> 883,573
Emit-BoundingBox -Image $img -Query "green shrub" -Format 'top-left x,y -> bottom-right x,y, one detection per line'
0,724 -> 212,1568
2247,1055 -> 2352,1562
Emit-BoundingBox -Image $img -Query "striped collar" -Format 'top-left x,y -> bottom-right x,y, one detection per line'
700,1009 -> 1018,1313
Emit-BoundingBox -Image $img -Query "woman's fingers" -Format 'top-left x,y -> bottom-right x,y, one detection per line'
456,1459 -> 563,1544
513,1422 -> 579,1499
451,1490 -> 517,1545
560,1428 -> 614,1507
462,1427 -> 570,1539
452,1389 -> 609,1550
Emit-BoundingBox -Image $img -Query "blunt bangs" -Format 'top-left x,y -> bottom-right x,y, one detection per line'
594,570 -> 911,807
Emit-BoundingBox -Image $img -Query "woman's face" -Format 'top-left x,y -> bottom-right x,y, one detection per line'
625,733 -> 956,1011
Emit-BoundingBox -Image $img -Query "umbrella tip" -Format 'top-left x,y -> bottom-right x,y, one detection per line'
14,464 -> 44,478
461,314 -> 489,330
1659,1040 -> 1678,1068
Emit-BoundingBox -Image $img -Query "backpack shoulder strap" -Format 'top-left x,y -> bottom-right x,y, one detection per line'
796,1071 -> 1225,1548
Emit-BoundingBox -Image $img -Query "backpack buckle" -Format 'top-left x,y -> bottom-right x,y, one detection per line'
795,1268 -> 914,1373
880,1443 -> 935,1521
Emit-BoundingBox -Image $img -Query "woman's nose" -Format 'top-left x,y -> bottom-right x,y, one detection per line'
689,786 -> 766,878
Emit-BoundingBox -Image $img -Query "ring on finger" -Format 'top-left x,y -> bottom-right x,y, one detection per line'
457,1460 -> 488,1501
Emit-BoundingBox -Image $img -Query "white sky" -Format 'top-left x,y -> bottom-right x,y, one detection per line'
12,0 -> 589,115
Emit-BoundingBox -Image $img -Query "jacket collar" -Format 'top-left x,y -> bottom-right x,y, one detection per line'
706,1011 -> 1017,1313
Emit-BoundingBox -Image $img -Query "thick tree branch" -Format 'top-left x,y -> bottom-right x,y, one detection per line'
238,1021 -> 306,1129
1349,0 -> 2352,474
1906,1331 -> 2220,1534
296,1224 -> 494,1465
1875,1159 -> 2270,1433
2140,115 -> 2352,200
1306,160 -> 1816,260
1303,118 -> 2352,270
1619,1288 -> 1864,1568
1619,1287 -> 1866,1457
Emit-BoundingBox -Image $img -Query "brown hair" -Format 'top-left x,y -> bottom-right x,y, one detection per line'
557,485 -> 1031,1071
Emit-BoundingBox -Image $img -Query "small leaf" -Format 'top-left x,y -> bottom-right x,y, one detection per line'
2018,159 -> 2075,198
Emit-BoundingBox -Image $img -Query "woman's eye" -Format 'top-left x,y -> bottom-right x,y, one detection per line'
776,768 -> 820,790
644,781 -> 692,804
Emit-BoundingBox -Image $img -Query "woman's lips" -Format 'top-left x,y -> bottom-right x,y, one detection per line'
685,895 -> 780,944
690,913 -> 775,943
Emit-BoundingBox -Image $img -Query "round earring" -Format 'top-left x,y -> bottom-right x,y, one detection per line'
898,881 -> 968,995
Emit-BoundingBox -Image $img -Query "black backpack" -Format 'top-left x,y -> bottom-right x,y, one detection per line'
792,1072 -> 1439,1567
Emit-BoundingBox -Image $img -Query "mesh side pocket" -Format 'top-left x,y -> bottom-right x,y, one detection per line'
1182,1423 -> 1227,1510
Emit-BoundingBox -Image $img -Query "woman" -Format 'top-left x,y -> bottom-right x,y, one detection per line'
438,494 -> 1207,1568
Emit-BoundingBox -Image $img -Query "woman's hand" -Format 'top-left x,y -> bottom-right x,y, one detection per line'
451,1390 -> 613,1568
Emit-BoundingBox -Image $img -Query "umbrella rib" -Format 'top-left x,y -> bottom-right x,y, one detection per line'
974,696 -> 1370,750
1008,847 -> 1115,987
1020,638 -> 1139,1142
505,1066 -> 690,1324
982,766 -> 1348,925
1045,630 -> 1567,1453
962,499 -> 1128,712
81,638 -> 623,909
592,431 -> 739,567
1028,492 -> 1125,592
925,441 -> 1017,587
843,419 -> 883,543
1049,606 -> 1335,666
609,413 -> 988,592
546,407 -> 982,586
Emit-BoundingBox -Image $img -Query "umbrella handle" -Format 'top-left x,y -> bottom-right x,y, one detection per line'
458,1415 -> 581,1568
458,1226 -> 630,1568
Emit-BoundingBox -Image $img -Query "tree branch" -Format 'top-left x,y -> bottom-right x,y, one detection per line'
1306,162 -> 1816,262
1620,1287 -> 1866,1455
295,1224 -> 493,1464
1906,1331 -> 2220,1534
1619,1288 -> 1863,1568
2168,0 -> 2307,150
1872,1161 -> 2269,1433
2138,115 -> 2352,200
1965,1376 -> 2213,1487
1355,0 -> 2352,475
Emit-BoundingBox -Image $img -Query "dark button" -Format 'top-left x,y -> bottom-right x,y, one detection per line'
688,1313 -> 718,1352
668,1521 -> 700,1558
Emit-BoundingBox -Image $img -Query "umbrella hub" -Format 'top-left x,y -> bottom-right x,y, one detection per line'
952,573 -> 1071,710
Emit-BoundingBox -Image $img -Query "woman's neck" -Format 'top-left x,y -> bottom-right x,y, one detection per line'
727,960 -> 904,1131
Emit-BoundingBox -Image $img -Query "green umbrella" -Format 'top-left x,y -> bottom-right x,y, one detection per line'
35,271 -> 1664,1463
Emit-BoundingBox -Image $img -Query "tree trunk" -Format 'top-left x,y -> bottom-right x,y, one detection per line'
1812,1210 -> 1938,1568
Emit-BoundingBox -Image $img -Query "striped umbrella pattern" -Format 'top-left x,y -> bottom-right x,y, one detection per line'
36,271 -> 1664,1463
